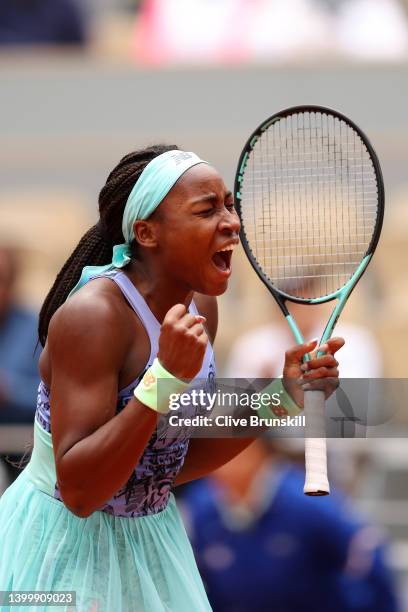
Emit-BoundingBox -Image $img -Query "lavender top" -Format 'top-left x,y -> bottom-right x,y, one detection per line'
35,271 -> 216,518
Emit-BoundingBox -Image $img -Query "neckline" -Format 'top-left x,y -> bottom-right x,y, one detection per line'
39,272 -> 201,397
115,270 -> 198,326
114,271 -> 162,330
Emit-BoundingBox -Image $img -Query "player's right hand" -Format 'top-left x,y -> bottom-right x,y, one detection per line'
157,304 -> 208,380
282,337 -> 344,406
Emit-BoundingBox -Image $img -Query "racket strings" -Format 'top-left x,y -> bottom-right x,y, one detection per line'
239,111 -> 379,299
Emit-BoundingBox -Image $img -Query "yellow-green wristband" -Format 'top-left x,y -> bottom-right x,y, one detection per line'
257,377 -> 302,420
134,358 -> 190,415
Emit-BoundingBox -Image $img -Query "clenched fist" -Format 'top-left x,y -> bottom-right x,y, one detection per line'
157,304 -> 208,381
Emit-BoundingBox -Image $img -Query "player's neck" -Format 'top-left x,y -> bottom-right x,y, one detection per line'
125,259 -> 194,323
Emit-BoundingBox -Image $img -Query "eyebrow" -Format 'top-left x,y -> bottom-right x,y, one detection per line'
191,190 -> 233,205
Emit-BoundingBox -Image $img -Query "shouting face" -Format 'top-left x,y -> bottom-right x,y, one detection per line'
135,164 -> 241,296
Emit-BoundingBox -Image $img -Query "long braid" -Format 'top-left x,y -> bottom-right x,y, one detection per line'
38,144 -> 178,346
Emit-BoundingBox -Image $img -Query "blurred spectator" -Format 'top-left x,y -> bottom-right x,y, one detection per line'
0,246 -> 40,424
133,0 -> 332,65
133,0 -> 408,65
0,0 -> 87,47
336,0 -> 408,61
180,440 -> 399,612
0,246 -> 40,487
244,0 -> 333,62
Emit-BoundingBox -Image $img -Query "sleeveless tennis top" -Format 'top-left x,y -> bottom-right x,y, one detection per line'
27,270 -> 216,518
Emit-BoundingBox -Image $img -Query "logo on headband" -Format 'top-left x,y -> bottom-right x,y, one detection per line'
170,151 -> 194,165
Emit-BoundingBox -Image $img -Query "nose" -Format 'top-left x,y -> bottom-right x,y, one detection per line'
218,208 -> 241,235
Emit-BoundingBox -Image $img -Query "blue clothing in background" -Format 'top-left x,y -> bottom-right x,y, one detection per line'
0,305 -> 40,423
0,0 -> 86,46
181,465 -> 399,612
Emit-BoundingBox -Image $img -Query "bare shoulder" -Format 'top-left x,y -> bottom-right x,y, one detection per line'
48,278 -> 132,365
193,293 -> 218,343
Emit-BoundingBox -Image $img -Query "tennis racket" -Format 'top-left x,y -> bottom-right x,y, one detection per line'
234,105 -> 384,495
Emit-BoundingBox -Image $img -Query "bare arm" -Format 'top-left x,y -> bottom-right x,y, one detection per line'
49,294 -> 158,518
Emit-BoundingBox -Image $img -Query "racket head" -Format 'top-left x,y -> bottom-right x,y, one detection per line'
234,105 -> 385,308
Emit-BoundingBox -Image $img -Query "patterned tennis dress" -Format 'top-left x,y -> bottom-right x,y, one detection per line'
0,271 -> 214,611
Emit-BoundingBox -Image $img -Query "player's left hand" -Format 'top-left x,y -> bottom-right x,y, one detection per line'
282,337 -> 345,408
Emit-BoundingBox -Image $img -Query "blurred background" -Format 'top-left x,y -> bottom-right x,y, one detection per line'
0,0 -> 407,610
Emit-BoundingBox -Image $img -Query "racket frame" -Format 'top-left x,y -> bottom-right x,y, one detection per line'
235,105 -> 384,315
234,104 -> 385,494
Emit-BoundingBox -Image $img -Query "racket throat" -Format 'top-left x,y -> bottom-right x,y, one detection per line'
285,314 -> 305,345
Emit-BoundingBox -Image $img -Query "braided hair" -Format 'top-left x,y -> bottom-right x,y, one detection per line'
38,144 -> 179,347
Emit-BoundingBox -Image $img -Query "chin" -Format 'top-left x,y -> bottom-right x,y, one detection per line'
192,267 -> 231,296
201,279 -> 229,296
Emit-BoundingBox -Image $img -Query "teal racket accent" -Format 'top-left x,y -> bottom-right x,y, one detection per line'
286,253 -> 372,357
234,106 -> 384,496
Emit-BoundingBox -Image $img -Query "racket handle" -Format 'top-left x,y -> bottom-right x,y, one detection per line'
303,389 -> 330,496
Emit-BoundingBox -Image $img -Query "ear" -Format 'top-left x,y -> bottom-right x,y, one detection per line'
133,220 -> 159,249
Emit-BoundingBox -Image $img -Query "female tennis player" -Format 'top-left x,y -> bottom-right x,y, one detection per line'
0,145 -> 343,611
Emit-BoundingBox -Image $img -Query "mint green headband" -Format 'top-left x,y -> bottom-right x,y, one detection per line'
69,150 -> 207,296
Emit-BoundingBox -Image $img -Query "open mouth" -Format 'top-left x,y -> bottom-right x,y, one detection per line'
211,243 -> 236,273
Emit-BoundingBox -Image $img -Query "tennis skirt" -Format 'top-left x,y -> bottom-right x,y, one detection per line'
0,469 -> 211,612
